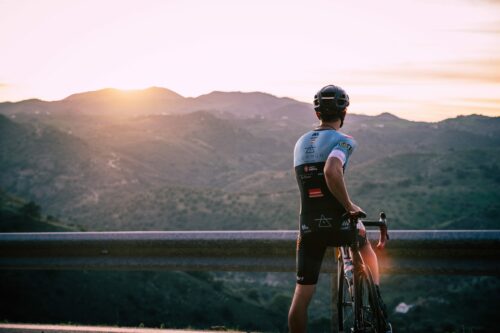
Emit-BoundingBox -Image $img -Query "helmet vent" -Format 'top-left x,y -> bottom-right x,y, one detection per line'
313,85 -> 350,112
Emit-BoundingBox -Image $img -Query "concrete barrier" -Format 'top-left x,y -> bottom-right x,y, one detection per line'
1,230 -> 499,275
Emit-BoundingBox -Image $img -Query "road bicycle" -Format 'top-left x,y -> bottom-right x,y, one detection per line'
337,212 -> 391,333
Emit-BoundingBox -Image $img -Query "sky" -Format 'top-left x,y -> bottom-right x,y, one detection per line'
0,0 -> 499,121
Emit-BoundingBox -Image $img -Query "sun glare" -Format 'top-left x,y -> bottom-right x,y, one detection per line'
114,86 -> 151,93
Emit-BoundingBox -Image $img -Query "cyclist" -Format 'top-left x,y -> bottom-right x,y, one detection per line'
288,85 -> 390,332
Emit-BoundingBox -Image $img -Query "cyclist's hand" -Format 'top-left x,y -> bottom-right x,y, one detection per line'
347,203 -> 366,218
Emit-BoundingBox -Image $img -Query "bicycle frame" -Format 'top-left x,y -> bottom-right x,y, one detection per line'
337,212 -> 389,333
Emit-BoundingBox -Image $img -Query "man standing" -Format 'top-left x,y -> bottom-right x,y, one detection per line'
288,85 -> 389,332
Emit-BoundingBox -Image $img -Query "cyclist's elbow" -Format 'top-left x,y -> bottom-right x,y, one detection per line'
324,158 -> 344,181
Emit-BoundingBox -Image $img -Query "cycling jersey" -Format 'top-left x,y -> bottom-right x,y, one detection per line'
293,128 -> 365,285
294,128 -> 357,230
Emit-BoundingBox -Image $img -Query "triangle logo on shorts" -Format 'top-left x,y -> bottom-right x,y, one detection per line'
315,214 -> 332,228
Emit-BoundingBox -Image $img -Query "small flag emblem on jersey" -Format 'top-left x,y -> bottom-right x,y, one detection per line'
304,165 -> 318,172
308,188 -> 323,198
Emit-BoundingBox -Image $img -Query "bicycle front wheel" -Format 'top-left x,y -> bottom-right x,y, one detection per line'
338,260 -> 355,332
354,264 -> 385,332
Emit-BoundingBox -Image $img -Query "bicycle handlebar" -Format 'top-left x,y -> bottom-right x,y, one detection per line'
343,211 -> 389,250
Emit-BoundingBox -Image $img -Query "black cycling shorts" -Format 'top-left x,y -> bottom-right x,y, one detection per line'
296,228 -> 368,285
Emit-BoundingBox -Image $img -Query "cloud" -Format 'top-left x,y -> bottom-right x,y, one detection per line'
353,95 -> 500,121
343,58 -> 500,121
457,0 -> 500,4
452,28 -> 500,34
423,58 -> 500,84
463,98 -> 500,104
447,19 -> 500,34
343,58 -> 500,85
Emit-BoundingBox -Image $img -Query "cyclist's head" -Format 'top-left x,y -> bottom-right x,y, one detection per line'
314,85 -> 349,127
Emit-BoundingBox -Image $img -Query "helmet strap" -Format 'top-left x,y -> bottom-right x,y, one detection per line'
339,110 -> 346,128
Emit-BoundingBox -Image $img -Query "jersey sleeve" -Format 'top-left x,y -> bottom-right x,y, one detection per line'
328,136 -> 356,167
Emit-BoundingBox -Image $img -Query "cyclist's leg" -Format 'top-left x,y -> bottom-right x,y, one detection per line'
289,234 -> 326,333
288,284 -> 315,333
359,241 -> 380,285
357,223 -> 391,331
357,222 -> 380,285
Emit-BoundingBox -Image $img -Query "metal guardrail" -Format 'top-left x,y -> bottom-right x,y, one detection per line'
1,230 -> 499,275
1,230 -> 499,333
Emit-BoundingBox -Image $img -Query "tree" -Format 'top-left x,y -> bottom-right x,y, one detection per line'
20,201 -> 41,219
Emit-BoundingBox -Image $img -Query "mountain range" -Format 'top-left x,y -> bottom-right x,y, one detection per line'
0,87 -> 312,122
1,87 -> 499,231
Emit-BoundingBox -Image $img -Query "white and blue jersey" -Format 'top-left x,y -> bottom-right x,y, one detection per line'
294,128 -> 356,170
293,128 -> 357,234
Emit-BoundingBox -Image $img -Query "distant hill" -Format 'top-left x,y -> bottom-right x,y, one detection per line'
64,87 -> 184,103
0,87 -> 316,123
0,113 -> 137,222
438,114 -> 500,137
0,88 -> 499,231
348,149 -> 500,229
62,87 -> 187,116
0,189 -> 75,232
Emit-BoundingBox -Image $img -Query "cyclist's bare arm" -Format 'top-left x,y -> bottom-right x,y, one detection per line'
324,157 -> 362,213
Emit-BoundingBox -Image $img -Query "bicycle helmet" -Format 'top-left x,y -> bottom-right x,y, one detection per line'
314,85 -> 350,113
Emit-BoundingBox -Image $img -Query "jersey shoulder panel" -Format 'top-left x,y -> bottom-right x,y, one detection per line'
294,130 -> 356,167
330,132 -> 357,154
328,132 -> 357,168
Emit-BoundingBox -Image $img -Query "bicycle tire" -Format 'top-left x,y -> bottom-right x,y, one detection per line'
338,259 -> 355,332
353,264 -> 385,332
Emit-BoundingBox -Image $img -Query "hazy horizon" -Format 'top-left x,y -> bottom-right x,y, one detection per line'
1,0 -> 499,121
2,85 -> 498,123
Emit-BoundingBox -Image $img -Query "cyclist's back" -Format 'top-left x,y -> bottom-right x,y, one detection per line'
294,128 -> 356,232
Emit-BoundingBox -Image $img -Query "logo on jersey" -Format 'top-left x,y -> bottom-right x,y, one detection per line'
340,219 -> 351,230
305,146 -> 315,154
304,165 -> 318,173
308,188 -> 324,198
310,132 -> 319,144
315,214 -> 332,228
339,141 -> 353,152
301,224 -> 311,234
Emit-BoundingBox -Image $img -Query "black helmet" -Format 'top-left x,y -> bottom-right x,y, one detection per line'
314,85 -> 350,113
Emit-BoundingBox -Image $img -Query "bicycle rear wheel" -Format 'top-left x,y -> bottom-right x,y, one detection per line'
338,260 -> 355,332
354,264 -> 385,332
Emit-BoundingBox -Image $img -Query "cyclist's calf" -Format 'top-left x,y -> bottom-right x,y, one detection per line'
359,240 -> 380,285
